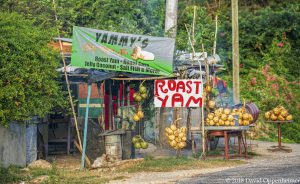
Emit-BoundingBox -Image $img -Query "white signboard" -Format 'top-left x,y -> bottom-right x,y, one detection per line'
154,79 -> 203,107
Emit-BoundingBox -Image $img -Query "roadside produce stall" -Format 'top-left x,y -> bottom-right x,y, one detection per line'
66,26 -> 176,168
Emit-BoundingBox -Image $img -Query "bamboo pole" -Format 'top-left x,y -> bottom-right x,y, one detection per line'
74,140 -> 91,168
81,84 -> 92,169
232,0 -> 240,104
213,15 -> 218,55
52,0 -> 82,149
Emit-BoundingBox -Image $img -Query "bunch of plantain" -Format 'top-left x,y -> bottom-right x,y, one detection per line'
132,106 -> 144,122
132,81 -> 148,122
133,83 -> 148,102
165,124 -> 187,150
265,105 -> 293,121
132,135 -> 148,149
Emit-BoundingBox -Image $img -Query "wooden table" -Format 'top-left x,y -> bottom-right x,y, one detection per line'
265,121 -> 293,152
205,126 -> 250,160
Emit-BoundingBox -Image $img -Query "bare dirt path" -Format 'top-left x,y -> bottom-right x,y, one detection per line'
178,141 -> 300,184
109,141 -> 300,184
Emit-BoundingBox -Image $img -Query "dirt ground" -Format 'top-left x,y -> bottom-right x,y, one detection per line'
109,140 -> 300,184
46,140 -> 300,184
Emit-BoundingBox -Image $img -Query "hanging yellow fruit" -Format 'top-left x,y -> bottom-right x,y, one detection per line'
180,126 -> 187,133
208,100 -> 216,109
139,85 -> 147,94
134,94 -> 142,102
170,124 -> 177,131
178,132 -> 185,139
168,135 -> 175,141
170,140 -> 177,147
137,111 -> 144,119
133,114 -> 140,122
165,127 -> 173,135
141,93 -> 147,99
178,142 -> 186,149
205,85 -> 212,93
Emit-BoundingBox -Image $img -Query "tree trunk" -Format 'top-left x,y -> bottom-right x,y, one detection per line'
165,0 -> 178,38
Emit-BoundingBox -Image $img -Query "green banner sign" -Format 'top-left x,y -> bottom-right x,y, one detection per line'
71,26 -> 175,76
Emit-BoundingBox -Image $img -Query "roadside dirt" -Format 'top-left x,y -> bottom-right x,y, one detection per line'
109,140 -> 300,184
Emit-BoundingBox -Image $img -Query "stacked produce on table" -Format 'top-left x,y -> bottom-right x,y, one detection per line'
205,106 -> 253,126
265,105 -> 293,121
165,124 -> 187,150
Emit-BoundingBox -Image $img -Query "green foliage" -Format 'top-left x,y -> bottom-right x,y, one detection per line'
0,12 -> 67,126
176,3 -> 215,53
216,2 -> 300,142
53,0 -> 165,36
0,165 -> 29,184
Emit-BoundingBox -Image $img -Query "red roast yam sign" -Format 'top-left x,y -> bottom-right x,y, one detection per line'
154,79 -> 203,107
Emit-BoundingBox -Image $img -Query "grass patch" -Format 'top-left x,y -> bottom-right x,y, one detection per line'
122,157 -> 245,173
257,136 -> 297,143
0,165 -> 29,184
0,166 -> 113,184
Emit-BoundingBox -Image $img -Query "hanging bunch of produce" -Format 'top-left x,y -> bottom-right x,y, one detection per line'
165,124 -> 187,150
265,105 -> 293,121
131,135 -> 148,149
132,81 -> 148,122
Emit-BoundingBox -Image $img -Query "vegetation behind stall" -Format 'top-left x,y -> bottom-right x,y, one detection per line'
0,0 -> 299,142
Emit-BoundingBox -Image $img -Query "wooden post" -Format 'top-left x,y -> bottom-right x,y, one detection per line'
232,0 -> 240,104
109,81 -> 112,130
81,84 -> 92,169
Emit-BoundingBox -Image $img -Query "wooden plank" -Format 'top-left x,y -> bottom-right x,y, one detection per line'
205,126 -> 250,131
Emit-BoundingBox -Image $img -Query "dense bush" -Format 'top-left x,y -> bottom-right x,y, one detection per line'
0,12 -> 67,126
